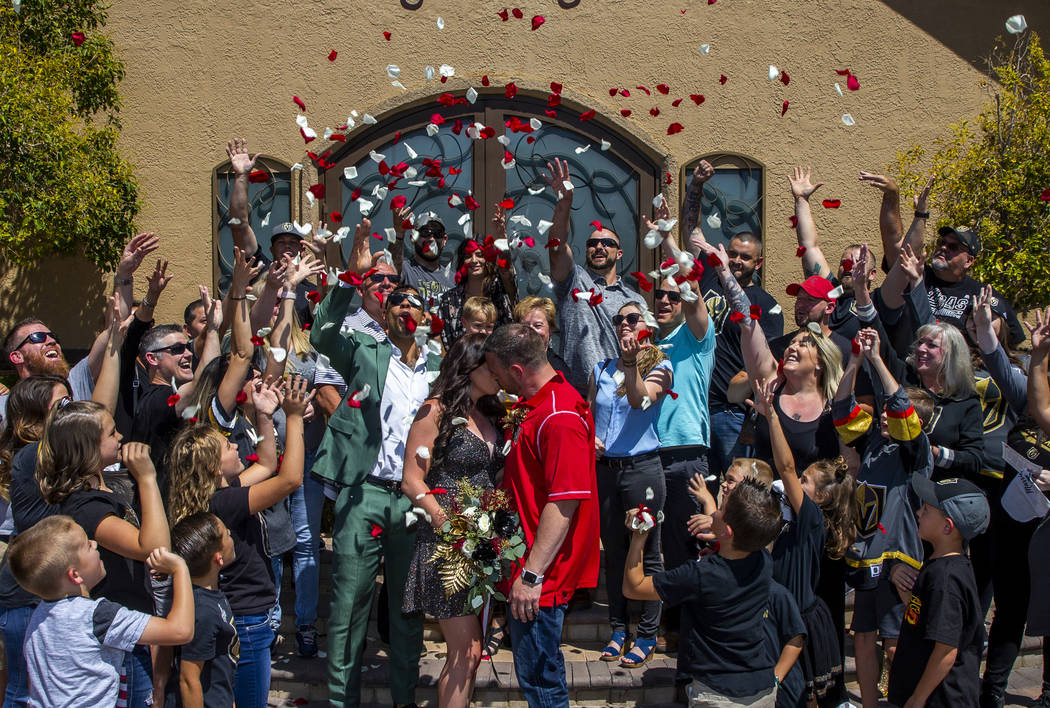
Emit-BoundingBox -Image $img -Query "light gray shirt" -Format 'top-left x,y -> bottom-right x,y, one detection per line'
401,256 -> 456,304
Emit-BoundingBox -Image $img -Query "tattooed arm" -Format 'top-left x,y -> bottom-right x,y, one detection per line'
681,161 -> 713,254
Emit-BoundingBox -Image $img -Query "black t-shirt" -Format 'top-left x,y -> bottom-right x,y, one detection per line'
753,393 -> 841,474
181,585 -> 238,707
699,268 -> 785,409
114,316 -> 153,438
654,550 -> 775,697
772,495 -> 824,613
9,442 -> 57,534
923,265 -> 1023,347
128,383 -> 181,501
209,485 -> 276,616
62,489 -> 153,614
888,554 -> 984,708
763,581 -> 806,708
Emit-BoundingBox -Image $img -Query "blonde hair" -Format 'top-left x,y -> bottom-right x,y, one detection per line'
729,458 -> 774,487
514,296 -> 556,330
463,296 -> 497,323
36,401 -> 107,506
907,322 -> 976,399
167,424 -> 225,526
803,330 -> 844,402
8,516 -> 84,598
804,456 -> 857,560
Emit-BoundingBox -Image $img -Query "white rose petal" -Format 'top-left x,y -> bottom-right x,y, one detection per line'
643,229 -> 662,249
528,186 -> 546,196
425,66 -> 435,82
362,114 -> 377,125
270,347 -> 287,363
291,162 -> 303,172
451,417 -> 468,426
640,396 -> 652,410
699,43 -> 711,54
537,219 -> 554,235
458,212 -> 472,226
657,218 -> 678,232
261,211 -> 271,227
574,145 -> 590,155
369,150 -> 385,163
228,217 -> 242,226
645,487 -> 655,501
436,16 -> 445,30
343,166 -> 358,180
1006,14 -> 1027,34
439,64 -> 455,78
652,194 -> 665,209
416,446 -> 431,460
333,226 -> 350,243
426,124 -> 440,137
530,118 -> 542,131
293,221 -> 312,236
386,64 -> 401,79
497,135 -> 510,146
834,83 -> 843,97
391,80 -> 407,91
841,113 -> 856,127
768,65 -> 780,81
501,439 -> 513,456
358,198 -> 374,213
706,213 -> 722,230
466,87 -> 478,104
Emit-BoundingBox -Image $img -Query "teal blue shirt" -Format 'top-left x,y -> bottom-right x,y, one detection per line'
656,320 -> 716,447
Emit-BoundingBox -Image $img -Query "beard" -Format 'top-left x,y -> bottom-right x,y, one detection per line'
23,347 -> 70,378
929,256 -> 948,272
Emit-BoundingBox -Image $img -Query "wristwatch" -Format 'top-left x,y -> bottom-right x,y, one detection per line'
520,569 -> 544,587
914,210 -> 930,219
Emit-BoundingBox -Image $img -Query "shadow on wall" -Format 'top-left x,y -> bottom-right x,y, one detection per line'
0,256 -> 108,354
879,0 -> 1050,74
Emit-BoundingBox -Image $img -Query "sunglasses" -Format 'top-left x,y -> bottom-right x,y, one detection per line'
387,292 -> 423,309
586,237 -> 619,249
149,342 -> 190,357
367,273 -> 400,285
654,289 -> 681,303
15,331 -> 60,350
937,239 -> 967,254
612,312 -> 643,327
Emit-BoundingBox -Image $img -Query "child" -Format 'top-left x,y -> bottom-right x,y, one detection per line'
172,512 -> 238,708
751,377 -> 855,707
624,478 -> 784,705
687,458 -> 774,540
461,296 -> 497,337
833,327 -> 934,708
7,516 -> 193,707
37,402 -> 171,707
764,581 -> 806,708
887,475 -> 989,708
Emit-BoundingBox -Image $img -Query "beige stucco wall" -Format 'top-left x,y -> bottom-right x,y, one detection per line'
3,0 -> 1048,348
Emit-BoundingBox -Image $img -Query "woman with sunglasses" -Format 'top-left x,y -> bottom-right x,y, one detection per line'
434,205 -> 518,349
589,302 -> 673,669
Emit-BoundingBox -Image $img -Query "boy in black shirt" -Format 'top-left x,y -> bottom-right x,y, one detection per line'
172,512 -> 239,708
624,479 -> 784,706
888,475 -> 990,708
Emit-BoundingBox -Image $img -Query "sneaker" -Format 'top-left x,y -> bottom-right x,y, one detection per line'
979,684 -> 1005,708
296,624 -> 318,658
1032,690 -> 1050,708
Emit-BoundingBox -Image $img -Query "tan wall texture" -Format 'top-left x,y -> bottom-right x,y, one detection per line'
4,0 -> 1049,348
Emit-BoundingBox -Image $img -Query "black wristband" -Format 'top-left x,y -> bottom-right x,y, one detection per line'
914,210 -> 930,219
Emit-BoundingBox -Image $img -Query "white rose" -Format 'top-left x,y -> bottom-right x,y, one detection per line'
478,513 -> 492,534
461,539 -> 477,557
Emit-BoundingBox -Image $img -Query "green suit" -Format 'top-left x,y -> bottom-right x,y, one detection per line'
310,286 -> 442,707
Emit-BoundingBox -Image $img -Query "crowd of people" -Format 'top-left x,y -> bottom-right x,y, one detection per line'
0,138 -> 1048,708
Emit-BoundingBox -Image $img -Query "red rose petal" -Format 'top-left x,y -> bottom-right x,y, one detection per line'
821,199 -> 842,209
245,453 -> 259,462
851,338 -> 861,355
631,272 -> 653,292
706,252 -> 722,267
1041,188 -> 1050,201
512,7 -> 523,18
796,245 -> 806,257
609,87 -> 618,96
636,85 -> 651,96
308,183 -> 325,199
497,7 -> 509,20
236,390 -> 248,404
71,31 -> 86,46
579,110 -> 595,121
531,15 -> 545,30
688,94 -> 704,105
328,50 -> 338,61
667,389 -> 679,400
481,75 -> 491,86
251,335 -> 265,346
619,89 -> 631,97
667,122 -> 684,135
329,133 -> 346,143
836,69 -> 852,76
306,290 -> 321,304
545,238 -> 561,248
789,215 -> 798,228
401,313 -> 417,333
589,220 -> 603,230
665,172 -> 673,185
330,211 -> 342,223
656,83 -> 670,94
370,523 -> 383,537
847,74 -> 860,91
550,82 -> 563,94
545,109 -> 557,117
719,74 -> 728,85
464,194 -> 480,210
499,198 -> 515,209
449,166 -> 463,175
637,328 -> 652,341
749,304 -> 762,320
650,107 -> 660,117
383,31 -> 391,40
729,311 -> 745,323
293,95 -> 306,111
480,126 -> 495,139
350,187 -> 362,201
621,109 -> 632,117
248,170 -> 269,183
548,93 -> 561,107
671,98 -> 683,107
505,82 -> 518,99
780,71 -> 790,85
841,258 -> 854,273
167,394 -> 180,407
781,100 -> 789,117
300,127 -> 315,144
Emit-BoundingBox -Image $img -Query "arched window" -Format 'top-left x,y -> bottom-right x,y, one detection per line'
680,153 -> 764,261
320,93 -> 663,297
212,156 -> 297,291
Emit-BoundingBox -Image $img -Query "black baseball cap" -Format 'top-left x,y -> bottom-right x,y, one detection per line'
938,226 -> 981,257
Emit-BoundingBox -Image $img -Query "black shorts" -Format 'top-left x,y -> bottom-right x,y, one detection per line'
850,576 -> 904,639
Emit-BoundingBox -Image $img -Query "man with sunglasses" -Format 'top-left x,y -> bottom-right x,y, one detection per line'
391,207 -> 457,301
542,158 -> 646,394
310,278 -> 442,708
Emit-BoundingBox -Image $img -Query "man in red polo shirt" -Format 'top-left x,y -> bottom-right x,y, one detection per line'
484,324 -> 599,708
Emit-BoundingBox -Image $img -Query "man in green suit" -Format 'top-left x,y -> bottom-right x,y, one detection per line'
310,268 -> 442,708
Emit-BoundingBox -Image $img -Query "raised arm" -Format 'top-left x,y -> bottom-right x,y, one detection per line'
138,549 -> 195,646
388,206 -> 412,274
347,217 -> 374,275
897,175 -> 935,269
620,335 -> 672,409
113,232 -> 160,318
216,249 -> 258,415
1027,308 -> 1050,436
858,171 -> 903,267
236,377 -> 282,484
748,378 -> 803,514
226,138 -> 260,260
95,442 -> 171,561
250,260 -> 287,335
680,160 -> 713,249
649,201 -> 709,340
246,376 -> 311,514
788,166 -> 833,279
831,339 -> 874,450
174,282 -> 225,413
974,286 -> 1028,413
265,253 -> 325,382
492,204 -> 519,302
91,295 -> 126,415
541,158 -> 575,284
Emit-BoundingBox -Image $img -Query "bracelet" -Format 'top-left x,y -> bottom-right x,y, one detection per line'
113,275 -> 132,286
279,292 -> 297,301
140,297 -> 155,309
914,210 -> 930,219
621,358 -> 637,368
229,296 -> 247,301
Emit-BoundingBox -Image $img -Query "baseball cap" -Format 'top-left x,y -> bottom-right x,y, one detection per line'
271,222 -> 303,240
910,473 -> 990,541
785,275 -> 839,301
938,226 -> 981,257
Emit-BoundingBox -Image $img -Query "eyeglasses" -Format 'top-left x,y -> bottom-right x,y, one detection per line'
612,312 -> 643,327
148,342 -> 190,357
387,292 -> 423,309
937,238 -> 966,254
654,289 -> 681,303
367,273 -> 400,285
15,331 -> 60,350
586,237 -> 619,249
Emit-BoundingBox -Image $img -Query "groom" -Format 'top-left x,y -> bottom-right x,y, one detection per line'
484,324 -> 599,707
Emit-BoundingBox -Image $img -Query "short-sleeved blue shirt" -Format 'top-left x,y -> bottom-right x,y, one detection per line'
592,357 -> 671,457
656,320 -> 716,448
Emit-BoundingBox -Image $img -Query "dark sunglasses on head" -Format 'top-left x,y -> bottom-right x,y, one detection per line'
654,289 -> 681,303
367,273 -> 400,285
586,237 -> 619,249
15,331 -> 60,349
612,312 -> 643,327
149,342 -> 190,357
387,292 -> 422,309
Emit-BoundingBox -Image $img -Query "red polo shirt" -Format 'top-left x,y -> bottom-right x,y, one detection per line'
502,372 -> 599,607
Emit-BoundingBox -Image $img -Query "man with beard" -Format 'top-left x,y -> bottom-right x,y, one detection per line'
391,206 -> 457,302
682,163 -> 783,479
483,324 -> 598,708
544,158 -> 645,394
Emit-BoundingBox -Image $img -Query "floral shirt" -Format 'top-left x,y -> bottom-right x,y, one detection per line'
435,277 -> 515,350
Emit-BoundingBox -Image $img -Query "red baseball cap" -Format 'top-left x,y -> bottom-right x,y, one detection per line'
786,275 -> 838,301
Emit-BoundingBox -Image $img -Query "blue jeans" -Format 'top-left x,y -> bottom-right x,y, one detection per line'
290,471 -> 325,628
234,613 -> 274,708
270,556 -> 283,632
0,605 -> 32,707
508,604 -> 569,708
708,406 -> 748,479
123,644 -> 153,708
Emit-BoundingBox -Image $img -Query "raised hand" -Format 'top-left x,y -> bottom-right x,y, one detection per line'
251,376 -> 283,416
199,285 -> 222,332
303,221 -> 332,258
285,251 -> 325,288
146,547 -> 187,577
643,196 -> 672,234
116,232 -> 160,279
746,377 -> 776,419
541,157 -> 573,199
122,442 -> 157,482
281,374 -> 314,417
897,243 -> 923,285
492,204 -> 507,239
392,206 -> 413,239
788,166 -> 824,200
619,330 -> 642,358
264,259 -> 289,291
914,174 -> 935,212
692,160 -> 715,184
230,246 -> 263,292
858,171 -> 899,194
853,245 -> 871,293
1025,307 -> 1050,355
226,138 -> 258,176
855,327 -> 881,360
144,259 -> 173,300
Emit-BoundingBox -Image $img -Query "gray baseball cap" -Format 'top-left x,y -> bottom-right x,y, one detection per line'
910,473 -> 990,541
271,222 -> 303,240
